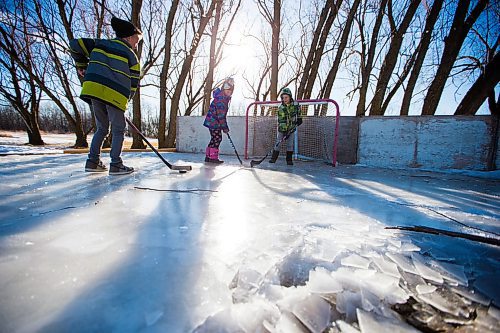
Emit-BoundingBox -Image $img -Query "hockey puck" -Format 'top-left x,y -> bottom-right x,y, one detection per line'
179,170 -> 187,174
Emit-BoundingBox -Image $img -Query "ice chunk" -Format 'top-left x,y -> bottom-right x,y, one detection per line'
430,261 -> 468,286
411,253 -> 444,284
229,268 -> 262,291
388,239 -> 402,248
362,272 -> 401,300
336,291 -> 362,322
192,309 -> 243,333
418,292 -> 462,316
450,286 -> 490,306
273,311 -> 309,333
360,288 -> 380,311
416,284 -> 437,295
292,294 -> 331,333
399,243 -> 421,252
371,256 -> 400,278
341,254 -> 371,269
386,253 -> 418,275
474,273 -> 500,305
357,309 -> 420,333
336,320 -> 360,333
488,305 -> 500,321
307,267 -> 343,294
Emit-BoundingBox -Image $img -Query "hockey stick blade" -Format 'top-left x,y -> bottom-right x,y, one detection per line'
125,117 -> 192,172
170,165 -> 192,171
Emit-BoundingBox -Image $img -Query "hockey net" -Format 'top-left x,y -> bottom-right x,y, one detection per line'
244,99 -> 340,166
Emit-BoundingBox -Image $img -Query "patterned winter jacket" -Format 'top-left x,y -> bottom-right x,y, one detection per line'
69,38 -> 140,112
203,88 -> 231,130
277,102 -> 300,133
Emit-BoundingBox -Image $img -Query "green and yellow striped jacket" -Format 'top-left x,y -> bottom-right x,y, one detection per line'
69,38 -> 140,111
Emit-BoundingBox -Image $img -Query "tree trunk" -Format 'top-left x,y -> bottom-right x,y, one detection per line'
27,109 -> 44,145
369,0 -> 420,116
270,0 -> 281,100
355,0 -> 389,116
320,0 -> 360,100
202,0 -> 222,115
454,51 -> 500,115
421,0 -> 489,115
400,0 -> 444,115
131,0 -> 145,149
297,0 -> 332,99
158,0 -> 180,148
165,1 -> 217,148
304,0 -> 342,101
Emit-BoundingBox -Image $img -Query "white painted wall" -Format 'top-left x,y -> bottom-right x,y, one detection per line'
177,116 -> 498,170
177,116 -> 247,155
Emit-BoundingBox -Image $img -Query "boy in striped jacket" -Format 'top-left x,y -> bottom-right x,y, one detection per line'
69,17 -> 142,175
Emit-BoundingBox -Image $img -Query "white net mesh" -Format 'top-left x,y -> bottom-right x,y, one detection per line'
245,100 -> 339,165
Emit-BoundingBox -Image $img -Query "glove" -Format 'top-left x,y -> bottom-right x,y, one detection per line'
296,117 -> 303,126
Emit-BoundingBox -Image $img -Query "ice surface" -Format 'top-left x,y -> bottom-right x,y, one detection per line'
356,309 -> 420,333
0,147 -> 499,332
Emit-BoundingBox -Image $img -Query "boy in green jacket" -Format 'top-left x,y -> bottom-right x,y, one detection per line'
269,88 -> 302,165
69,17 -> 142,175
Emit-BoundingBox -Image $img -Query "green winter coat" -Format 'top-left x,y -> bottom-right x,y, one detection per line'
277,102 -> 299,133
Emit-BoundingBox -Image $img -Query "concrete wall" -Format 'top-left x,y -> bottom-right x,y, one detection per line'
357,116 -> 496,170
177,115 -> 499,170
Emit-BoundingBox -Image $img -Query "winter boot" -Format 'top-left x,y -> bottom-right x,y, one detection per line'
269,150 -> 279,163
109,163 -> 134,175
206,148 -> 224,164
286,151 -> 293,165
85,159 -> 107,172
205,147 -> 211,162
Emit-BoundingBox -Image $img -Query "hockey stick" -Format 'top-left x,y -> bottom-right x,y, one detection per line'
250,130 -> 294,168
226,133 -> 243,165
125,117 -> 192,173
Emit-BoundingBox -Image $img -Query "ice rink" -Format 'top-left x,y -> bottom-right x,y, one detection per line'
0,151 -> 499,332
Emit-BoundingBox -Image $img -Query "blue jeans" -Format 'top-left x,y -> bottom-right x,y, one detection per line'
88,99 -> 126,165
275,131 -> 294,151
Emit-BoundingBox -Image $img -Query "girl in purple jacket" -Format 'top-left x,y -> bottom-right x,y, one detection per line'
203,78 -> 234,163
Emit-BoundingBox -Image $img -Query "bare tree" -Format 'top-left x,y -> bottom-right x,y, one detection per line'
355,0 -> 389,116
455,45 -> 499,115
158,0 -> 180,148
400,0 -> 444,115
164,0 -> 217,148
369,0 -> 421,115
0,12 -> 44,145
320,0 -> 361,101
297,0 -> 343,100
256,0 -> 281,100
421,0 -> 489,115
202,0 -> 223,114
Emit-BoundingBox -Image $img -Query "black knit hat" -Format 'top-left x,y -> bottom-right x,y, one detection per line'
111,17 -> 142,38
